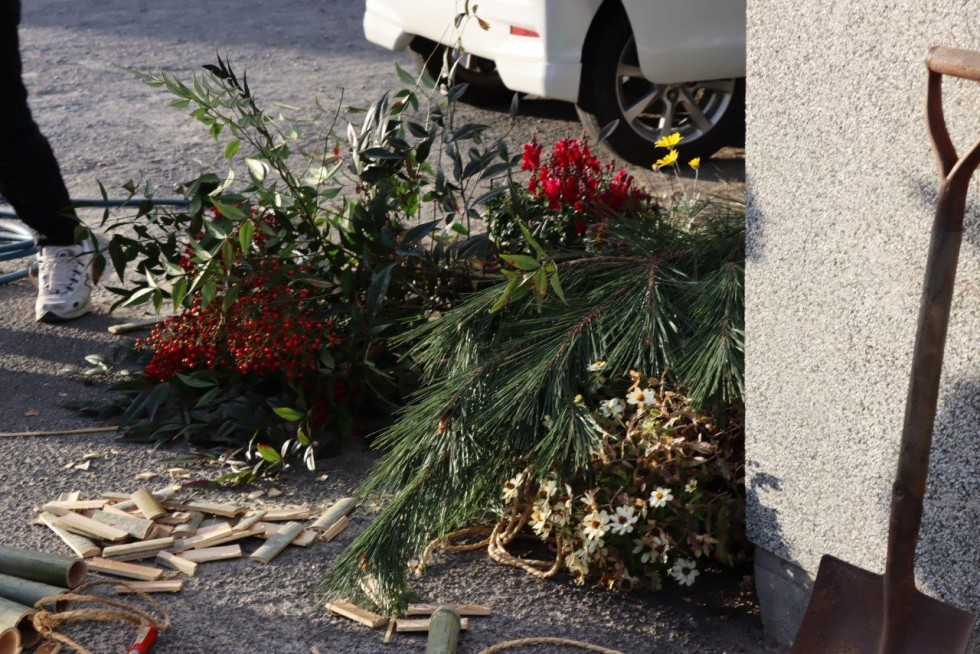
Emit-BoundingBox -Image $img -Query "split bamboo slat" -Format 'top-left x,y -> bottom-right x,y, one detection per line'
131,488 -> 167,520
52,512 -> 129,543
235,510 -> 267,531
86,558 -> 164,581
162,500 -> 245,518
90,510 -> 154,540
261,506 -> 311,521
171,511 -> 204,538
325,600 -> 387,629
38,513 -> 101,559
407,604 -> 492,617
42,500 -> 107,512
0,545 -> 87,588
179,545 -> 241,563
250,521 -> 305,564
310,498 -> 355,532
397,617 -> 469,633
320,516 -> 350,543
155,551 -> 198,577
114,580 -> 183,594
102,537 -> 175,559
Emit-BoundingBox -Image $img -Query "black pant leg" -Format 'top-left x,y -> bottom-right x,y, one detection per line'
0,0 -> 81,246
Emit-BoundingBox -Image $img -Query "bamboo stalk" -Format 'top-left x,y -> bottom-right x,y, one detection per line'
179,545 -> 241,563
39,513 -> 101,559
0,545 -> 87,588
250,521 -> 305,564
86,558 -> 164,581
131,489 -> 166,520
0,573 -> 66,611
0,626 -> 19,654
107,317 -> 165,335
424,607 -> 462,652
0,597 -> 37,648
310,498 -> 355,532
90,510 -> 154,540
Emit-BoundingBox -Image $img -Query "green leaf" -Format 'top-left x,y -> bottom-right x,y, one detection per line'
273,407 -> 305,422
395,63 -> 416,86
172,276 -> 188,310
256,444 -> 282,463
224,140 -> 240,159
175,373 -> 217,388
238,220 -> 255,253
500,254 -> 539,271
549,270 -> 567,303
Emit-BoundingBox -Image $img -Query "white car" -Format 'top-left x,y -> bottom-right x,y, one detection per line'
364,0 -> 745,166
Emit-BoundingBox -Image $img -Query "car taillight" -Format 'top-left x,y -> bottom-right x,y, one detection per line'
509,26 -> 540,37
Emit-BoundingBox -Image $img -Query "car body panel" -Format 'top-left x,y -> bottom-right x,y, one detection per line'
363,0 -> 745,99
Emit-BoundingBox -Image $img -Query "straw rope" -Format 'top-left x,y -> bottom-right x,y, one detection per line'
31,580 -> 170,654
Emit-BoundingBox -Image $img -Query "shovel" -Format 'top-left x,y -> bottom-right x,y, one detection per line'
790,46 -> 980,654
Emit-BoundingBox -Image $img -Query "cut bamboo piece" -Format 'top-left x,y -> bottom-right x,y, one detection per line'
320,516 -> 350,543
42,500 -> 107,512
86,558 -> 164,581
114,580 -> 183,594
180,524 -> 233,550
102,537 -> 174,559
39,513 -> 101,559
204,527 -> 265,548
100,503 -> 134,518
235,510 -> 267,531
261,506 -> 311,521
424,607 -> 462,653
90,510 -> 154,540
163,500 -> 245,518
0,545 -> 87,588
310,498 -> 356,532
0,573 -> 66,611
131,488 -> 166,520
384,618 -> 396,644
179,545 -> 241,564
156,512 -> 193,526
396,617 -> 468,633
325,600 -> 387,629
108,486 -> 178,511
147,523 -> 173,540
171,511 -> 204,538
0,626 -> 19,654
155,551 -> 197,577
253,523 -> 317,547
52,512 -> 129,543
407,603 -> 492,617
0,596 -> 37,647
250,521 -> 305,564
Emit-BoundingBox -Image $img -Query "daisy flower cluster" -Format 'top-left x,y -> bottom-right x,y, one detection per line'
498,369 -> 746,593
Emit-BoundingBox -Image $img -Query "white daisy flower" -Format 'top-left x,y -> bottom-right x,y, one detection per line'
599,398 -> 625,418
501,472 -> 525,502
581,509 -> 610,541
649,487 -> 674,508
626,387 -> 657,406
685,479 -> 698,493
587,360 -> 607,372
671,558 -> 700,586
609,505 -> 639,536
538,477 -> 559,499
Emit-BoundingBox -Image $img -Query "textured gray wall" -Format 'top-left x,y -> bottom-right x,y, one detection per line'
746,0 -> 980,647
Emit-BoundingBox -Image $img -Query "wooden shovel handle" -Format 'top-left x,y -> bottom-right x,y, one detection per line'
927,46 -> 980,82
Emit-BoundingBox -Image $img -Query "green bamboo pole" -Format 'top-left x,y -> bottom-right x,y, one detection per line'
0,596 -> 37,648
0,626 -> 19,654
0,545 -> 86,589
0,573 -> 66,609
425,606 -> 461,654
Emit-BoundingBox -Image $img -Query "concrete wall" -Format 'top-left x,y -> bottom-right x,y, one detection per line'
746,1 -> 980,648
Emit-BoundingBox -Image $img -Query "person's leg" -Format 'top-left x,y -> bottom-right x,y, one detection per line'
0,0 -> 82,246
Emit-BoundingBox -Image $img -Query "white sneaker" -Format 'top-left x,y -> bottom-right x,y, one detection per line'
33,235 -> 106,323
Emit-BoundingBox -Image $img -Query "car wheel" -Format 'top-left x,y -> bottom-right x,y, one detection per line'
408,37 -> 514,107
576,19 -> 745,167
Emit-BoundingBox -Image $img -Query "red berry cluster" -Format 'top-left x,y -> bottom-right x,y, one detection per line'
139,258 -> 341,383
521,138 -> 647,217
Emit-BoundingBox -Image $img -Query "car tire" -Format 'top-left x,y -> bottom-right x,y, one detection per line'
408,37 -> 514,107
576,17 -> 745,167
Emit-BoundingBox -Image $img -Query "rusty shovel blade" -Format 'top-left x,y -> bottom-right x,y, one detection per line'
789,555 -> 975,654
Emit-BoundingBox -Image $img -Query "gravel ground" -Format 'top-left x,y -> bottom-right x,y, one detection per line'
0,2 -> 763,652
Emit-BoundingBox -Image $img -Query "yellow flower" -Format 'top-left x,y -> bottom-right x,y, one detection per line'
653,149 -> 679,169
688,157 -> 701,169
654,132 -> 682,149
